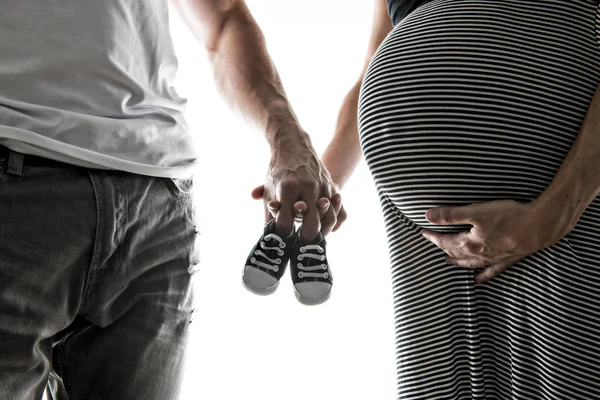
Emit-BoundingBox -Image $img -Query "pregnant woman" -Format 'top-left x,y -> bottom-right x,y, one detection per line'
321,0 -> 600,398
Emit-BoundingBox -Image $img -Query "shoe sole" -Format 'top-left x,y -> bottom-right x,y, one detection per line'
241,274 -> 280,296
293,287 -> 332,306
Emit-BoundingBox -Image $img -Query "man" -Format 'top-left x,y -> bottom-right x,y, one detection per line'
0,0 -> 344,399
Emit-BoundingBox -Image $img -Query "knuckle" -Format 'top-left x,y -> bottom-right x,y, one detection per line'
464,241 -> 478,253
280,179 -> 298,192
440,209 -> 453,224
503,235 -> 517,249
301,179 -> 319,191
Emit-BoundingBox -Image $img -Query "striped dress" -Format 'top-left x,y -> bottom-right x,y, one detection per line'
357,1 -> 600,399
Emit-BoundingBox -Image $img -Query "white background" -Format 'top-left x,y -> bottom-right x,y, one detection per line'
169,2 -> 397,399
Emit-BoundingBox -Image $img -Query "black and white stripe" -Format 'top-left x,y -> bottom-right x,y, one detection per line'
358,1 -> 600,399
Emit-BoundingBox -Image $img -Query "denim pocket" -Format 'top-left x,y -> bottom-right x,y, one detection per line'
163,177 -> 194,201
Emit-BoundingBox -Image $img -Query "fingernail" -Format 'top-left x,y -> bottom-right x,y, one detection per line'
319,200 -> 330,208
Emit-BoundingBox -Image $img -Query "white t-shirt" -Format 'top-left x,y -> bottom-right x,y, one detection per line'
0,0 -> 198,178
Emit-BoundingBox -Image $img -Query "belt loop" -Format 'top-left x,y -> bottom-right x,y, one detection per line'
6,150 -> 24,176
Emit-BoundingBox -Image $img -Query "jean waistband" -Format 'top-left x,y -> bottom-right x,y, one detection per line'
0,145 -> 69,176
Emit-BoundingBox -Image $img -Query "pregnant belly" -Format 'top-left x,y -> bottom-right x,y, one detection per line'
358,0 -> 600,232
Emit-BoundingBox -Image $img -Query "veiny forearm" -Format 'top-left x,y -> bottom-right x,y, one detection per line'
532,84 -> 600,242
321,81 -> 364,189
206,5 -> 306,149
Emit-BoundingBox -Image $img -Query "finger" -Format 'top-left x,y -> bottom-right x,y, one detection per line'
332,204 -> 347,232
331,193 -> 342,214
298,185 -> 320,243
319,199 -> 337,236
317,198 -> 330,219
421,230 -> 471,258
445,256 -> 488,269
300,205 -> 321,242
251,185 -> 265,200
267,200 -> 281,220
425,205 -> 477,226
293,201 -> 308,221
275,183 -> 299,237
327,192 -> 343,232
475,263 -> 509,283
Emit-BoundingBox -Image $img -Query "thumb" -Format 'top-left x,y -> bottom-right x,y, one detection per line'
267,200 -> 281,220
251,185 -> 265,200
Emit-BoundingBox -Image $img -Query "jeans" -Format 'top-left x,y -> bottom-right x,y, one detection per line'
0,145 -> 200,400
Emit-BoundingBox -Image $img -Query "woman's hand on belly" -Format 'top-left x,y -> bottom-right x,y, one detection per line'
420,199 -> 566,284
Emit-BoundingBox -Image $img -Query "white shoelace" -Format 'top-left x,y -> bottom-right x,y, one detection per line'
297,244 -> 329,279
250,233 -> 285,272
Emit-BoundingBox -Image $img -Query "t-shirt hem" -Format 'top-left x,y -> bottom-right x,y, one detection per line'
0,129 -> 199,179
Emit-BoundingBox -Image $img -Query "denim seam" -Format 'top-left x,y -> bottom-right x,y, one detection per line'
56,331 -> 79,400
163,178 -> 193,202
91,174 -> 128,283
81,171 -> 105,305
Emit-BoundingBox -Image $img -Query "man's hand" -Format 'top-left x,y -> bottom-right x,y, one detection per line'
420,199 -> 569,284
250,133 -> 347,240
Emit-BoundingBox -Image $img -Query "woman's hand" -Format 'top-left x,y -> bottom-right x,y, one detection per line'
420,199 -> 570,283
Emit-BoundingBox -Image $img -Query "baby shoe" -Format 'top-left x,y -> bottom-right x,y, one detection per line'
242,219 -> 295,295
290,228 -> 332,305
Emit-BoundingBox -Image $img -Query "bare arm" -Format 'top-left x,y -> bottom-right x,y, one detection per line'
321,0 -> 393,189
170,0 -> 302,144
532,83 -> 600,245
170,0 -> 339,238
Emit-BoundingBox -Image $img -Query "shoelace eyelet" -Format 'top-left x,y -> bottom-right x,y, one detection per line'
264,234 -> 286,248
260,242 -> 285,256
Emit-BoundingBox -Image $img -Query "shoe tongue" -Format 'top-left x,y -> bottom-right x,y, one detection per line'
297,227 -> 323,245
267,219 -> 294,239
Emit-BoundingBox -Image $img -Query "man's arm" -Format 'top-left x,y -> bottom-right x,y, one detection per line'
170,0 -> 339,239
321,0 -> 392,190
170,0 -> 296,141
